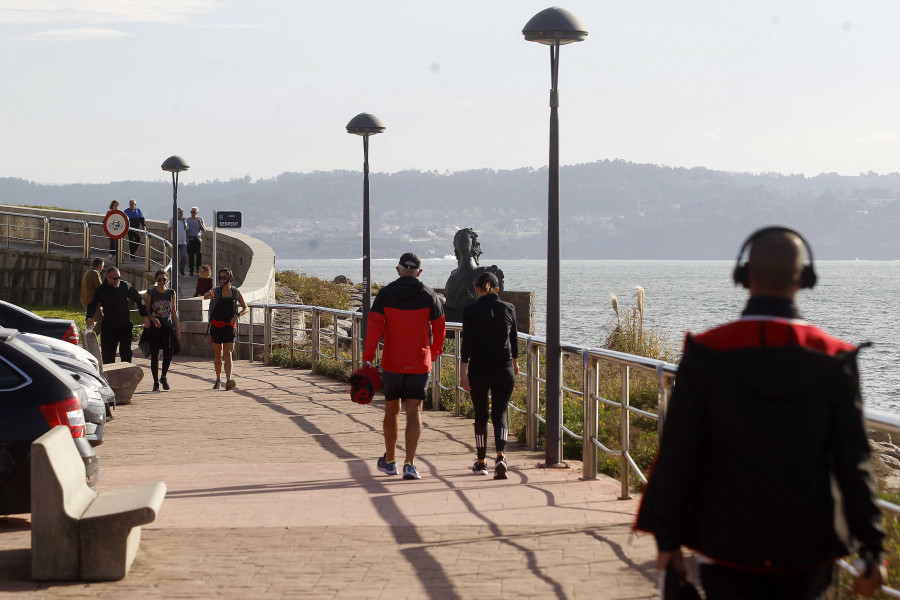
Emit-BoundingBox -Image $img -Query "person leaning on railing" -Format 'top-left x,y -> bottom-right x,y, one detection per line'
635,226 -> 885,599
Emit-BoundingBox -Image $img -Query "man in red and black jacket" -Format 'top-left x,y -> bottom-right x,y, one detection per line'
363,252 -> 446,481
635,228 -> 885,599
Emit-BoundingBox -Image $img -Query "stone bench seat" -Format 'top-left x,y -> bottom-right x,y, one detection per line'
31,426 -> 166,581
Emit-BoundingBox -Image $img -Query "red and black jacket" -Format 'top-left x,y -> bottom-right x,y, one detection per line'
363,276 -> 446,374
635,297 -> 883,572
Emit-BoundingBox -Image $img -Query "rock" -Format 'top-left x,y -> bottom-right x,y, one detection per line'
103,363 -> 144,404
333,275 -> 353,285
869,430 -> 892,444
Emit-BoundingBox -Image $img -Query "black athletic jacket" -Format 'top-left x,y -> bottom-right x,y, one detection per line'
460,293 -> 518,373
86,280 -> 148,328
635,298 -> 884,571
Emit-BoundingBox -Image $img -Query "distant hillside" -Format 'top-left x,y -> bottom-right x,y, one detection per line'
2,161 -> 899,259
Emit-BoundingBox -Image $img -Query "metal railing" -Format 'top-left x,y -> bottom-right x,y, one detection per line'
0,210 -> 172,273
240,299 -> 898,596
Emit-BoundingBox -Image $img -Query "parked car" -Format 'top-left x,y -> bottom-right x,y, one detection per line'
0,328 -> 98,515
18,331 -> 101,374
0,300 -> 79,345
43,354 -> 113,446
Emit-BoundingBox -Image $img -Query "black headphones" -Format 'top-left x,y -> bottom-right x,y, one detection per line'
732,226 -> 817,289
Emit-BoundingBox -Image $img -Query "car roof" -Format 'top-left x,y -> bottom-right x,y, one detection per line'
0,330 -> 82,392
17,332 -> 97,362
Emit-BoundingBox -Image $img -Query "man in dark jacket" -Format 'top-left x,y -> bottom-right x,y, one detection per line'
86,267 -> 150,364
363,252 -> 446,481
635,227 -> 885,599
123,199 -> 146,261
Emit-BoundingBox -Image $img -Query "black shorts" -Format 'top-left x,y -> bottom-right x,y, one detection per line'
210,324 -> 236,345
381,370 -> 429,402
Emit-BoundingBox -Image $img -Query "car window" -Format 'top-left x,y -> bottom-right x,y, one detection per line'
0,356 -> 29,390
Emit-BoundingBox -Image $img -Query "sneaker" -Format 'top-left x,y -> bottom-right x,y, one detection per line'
493,456 -> 508,480
213,379 -> 221,390
152,383 -> 160,392
472,461 -> 488,475
377,455 -> 398,476
225,379 -> 236,391
160,377 -> 170,391
402,463 -> 421,480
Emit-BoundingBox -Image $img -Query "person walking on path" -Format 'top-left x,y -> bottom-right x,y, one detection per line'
144,269 -> 180,392
86,267 -> 150,364
194,264 -> 213,297
167,207 -> 188,276
363,252 -> 446,481
186,206 -> 205,276
106,200 -> 120,258
80,257 -> 104,313
203,268 -> 247,390
123,199 -> 146,261
635,226 -> 885,599
460,272 -> 518,480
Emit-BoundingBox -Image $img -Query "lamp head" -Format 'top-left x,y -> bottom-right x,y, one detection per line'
523,7 -> 588,45
346,113 -> 386,136
161,155 -> 190,173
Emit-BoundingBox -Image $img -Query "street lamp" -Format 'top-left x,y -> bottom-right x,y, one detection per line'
346,113 -> 386,341
523,7 -> 587,466
161,155 -> 190,296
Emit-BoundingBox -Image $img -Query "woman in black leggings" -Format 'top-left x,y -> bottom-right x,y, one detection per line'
144,269 -> 180,391
460,272 -> 519,480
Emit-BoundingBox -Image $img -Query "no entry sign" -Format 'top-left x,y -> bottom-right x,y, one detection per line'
103,210 -> 130,239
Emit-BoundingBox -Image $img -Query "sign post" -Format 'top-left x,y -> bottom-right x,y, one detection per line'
213,210 -> 242,279
102,210 -> 130,269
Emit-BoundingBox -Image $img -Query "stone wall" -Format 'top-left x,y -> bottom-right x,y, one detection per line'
0,249 -> 154,306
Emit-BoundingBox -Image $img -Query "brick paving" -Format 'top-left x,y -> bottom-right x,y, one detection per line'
0,355 -> 658,599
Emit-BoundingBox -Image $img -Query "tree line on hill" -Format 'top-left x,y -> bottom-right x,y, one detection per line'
2,160 -> 898,259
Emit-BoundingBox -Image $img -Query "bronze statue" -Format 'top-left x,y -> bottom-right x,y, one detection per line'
443,228 -> 504,323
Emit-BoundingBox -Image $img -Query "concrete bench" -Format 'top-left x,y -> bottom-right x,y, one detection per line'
30,426 -> 166,581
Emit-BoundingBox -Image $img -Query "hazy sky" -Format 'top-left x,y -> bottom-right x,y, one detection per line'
1,1 -> 897,184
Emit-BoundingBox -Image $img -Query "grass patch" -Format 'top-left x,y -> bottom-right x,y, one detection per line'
275,270 -> 349,309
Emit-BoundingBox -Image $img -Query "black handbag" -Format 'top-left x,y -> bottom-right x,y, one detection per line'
138,327 -> 152,358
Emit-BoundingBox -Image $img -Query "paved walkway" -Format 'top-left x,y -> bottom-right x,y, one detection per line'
0,355 -> 658,599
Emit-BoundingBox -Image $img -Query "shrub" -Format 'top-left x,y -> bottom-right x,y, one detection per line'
275,270 -> 349,310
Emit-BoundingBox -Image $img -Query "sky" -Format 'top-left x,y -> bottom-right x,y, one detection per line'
0,0 -> 898,184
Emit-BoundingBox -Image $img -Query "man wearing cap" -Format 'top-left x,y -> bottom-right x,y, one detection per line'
460,271 -> 519,479
363,252 -> 446,480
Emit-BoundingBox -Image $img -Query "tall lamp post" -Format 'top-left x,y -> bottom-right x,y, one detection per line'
161,155 -> 190,297
346,113 -> 386,341
523,8 -> 587,466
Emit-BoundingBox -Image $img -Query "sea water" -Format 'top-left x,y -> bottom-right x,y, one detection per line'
276,258 -> 900,411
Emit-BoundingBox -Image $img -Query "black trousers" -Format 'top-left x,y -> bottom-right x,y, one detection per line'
127,231 -> 140,259
470,366 -> 516,460
187,238 -> 202,274
100,321 -> 134,364
148,325 -> 173,383
700,563 -> 835,600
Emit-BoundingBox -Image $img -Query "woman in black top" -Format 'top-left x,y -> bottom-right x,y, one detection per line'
144,269 -> 180,392
460,272 -> 519,479
204,268 -> 248,390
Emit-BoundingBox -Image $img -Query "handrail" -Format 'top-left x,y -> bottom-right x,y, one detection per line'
0,211 -> 172,273
240,300 -> 900,595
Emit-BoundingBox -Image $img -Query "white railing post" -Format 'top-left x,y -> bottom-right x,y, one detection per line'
311,308 -> 319,373
431,354 -> 442,411
526,338 -> 537,450
582,351 -> 598,479
620,364 -> 631,499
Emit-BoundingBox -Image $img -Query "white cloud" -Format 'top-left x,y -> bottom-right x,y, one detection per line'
854,131 -> 898,145
195,23 -> 262,29
453,99 -> 475,108
0,0 -> 222,25
701,130 -> 717,139
28,27 -> 129,41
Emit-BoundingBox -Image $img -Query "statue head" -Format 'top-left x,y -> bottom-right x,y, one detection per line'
453,228 -> 482,264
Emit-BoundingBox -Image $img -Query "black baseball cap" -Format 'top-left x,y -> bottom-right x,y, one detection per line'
475,271 -> 499,289
398,252 -> 421,269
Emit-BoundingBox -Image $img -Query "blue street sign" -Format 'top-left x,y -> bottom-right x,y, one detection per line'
216,211 -> 242,228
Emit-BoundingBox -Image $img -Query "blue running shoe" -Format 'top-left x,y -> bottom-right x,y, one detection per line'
377,455 -> 398,476
402,463 -> 421,480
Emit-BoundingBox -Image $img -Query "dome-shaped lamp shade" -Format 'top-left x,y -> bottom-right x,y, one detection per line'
346,113 -> 386,136
523,7 -> 587,45
161,156 -> 190,173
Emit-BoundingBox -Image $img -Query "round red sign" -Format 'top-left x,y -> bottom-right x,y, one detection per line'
103,210 -> 130,240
